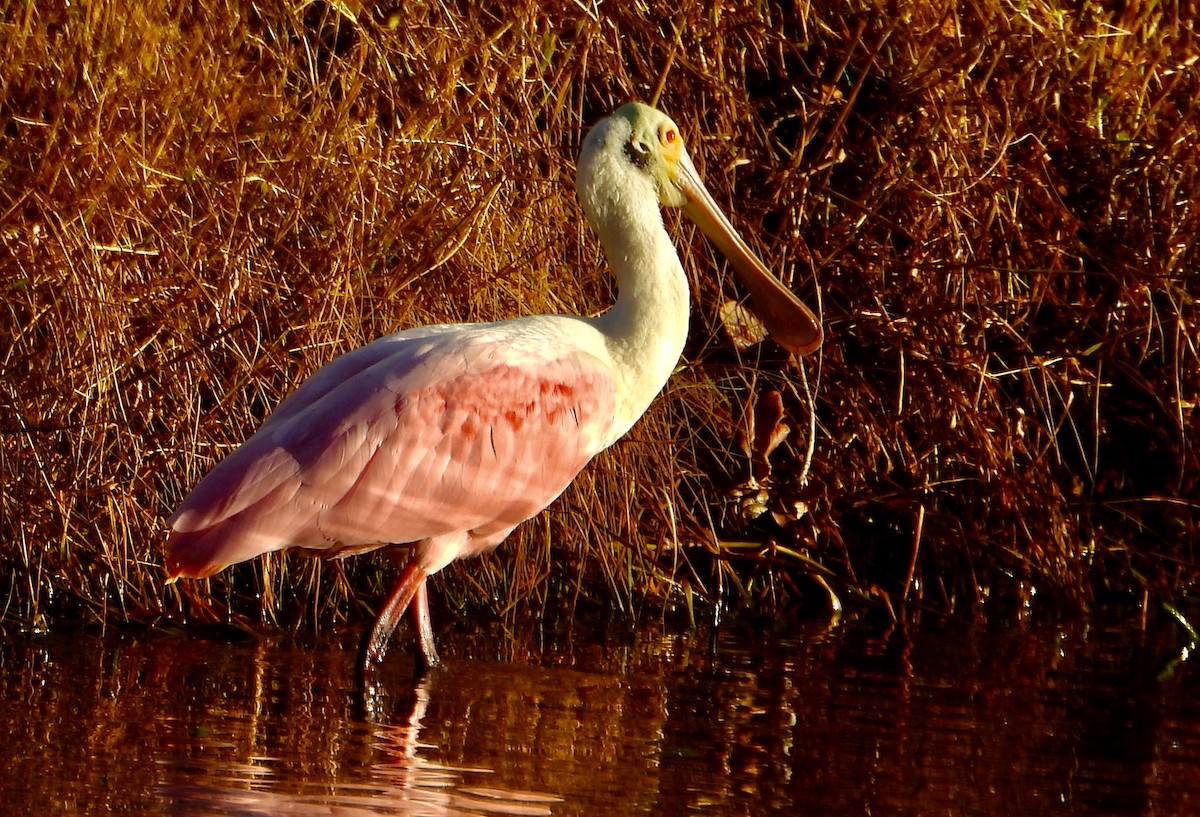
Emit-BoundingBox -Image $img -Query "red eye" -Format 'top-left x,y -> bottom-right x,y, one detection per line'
662,126 -> 677,144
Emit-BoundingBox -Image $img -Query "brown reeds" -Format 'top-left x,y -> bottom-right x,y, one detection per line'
1,1 -> 1196,631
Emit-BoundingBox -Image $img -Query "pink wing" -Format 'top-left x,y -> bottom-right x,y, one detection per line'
255,325 -> 459,434
166,322 -> 617,578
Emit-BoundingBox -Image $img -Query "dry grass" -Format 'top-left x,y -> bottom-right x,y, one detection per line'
1,0 -> 1196,631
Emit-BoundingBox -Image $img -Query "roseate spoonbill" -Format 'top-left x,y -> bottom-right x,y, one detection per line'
165,102 -> 822,671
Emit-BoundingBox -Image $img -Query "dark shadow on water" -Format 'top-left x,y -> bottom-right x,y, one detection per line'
4,609 -> 1200,815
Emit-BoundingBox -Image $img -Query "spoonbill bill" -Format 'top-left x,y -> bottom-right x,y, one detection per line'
165,102 -> 822,671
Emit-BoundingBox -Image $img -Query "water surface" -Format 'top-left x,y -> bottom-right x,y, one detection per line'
5,611 -> 1200,815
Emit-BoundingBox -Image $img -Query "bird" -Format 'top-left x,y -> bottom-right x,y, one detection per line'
165,102 -> 822,672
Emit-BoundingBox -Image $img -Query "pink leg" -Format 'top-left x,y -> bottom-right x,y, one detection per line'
362,560 -> 428,670
411,580 -> 441,670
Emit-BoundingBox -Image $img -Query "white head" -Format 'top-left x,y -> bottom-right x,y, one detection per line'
577,103 -> 822,356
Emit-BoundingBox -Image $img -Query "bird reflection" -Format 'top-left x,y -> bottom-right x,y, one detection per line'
158,672 -> 559,816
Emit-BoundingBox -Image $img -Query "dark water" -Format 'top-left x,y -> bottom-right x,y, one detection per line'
5,610 -> 1200,816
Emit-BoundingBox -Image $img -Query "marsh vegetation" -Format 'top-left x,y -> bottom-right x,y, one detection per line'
2,1 -> 1196,632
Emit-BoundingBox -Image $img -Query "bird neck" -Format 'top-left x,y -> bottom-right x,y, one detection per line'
584,177 -> 691,443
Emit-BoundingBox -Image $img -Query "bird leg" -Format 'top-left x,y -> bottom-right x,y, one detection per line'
410,580 -> 441,670
361,558 -> 434,672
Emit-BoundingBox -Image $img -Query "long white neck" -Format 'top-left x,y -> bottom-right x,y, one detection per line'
576,120 -> 691,445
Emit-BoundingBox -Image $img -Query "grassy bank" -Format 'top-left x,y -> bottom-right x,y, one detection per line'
2,0 -> 1196,632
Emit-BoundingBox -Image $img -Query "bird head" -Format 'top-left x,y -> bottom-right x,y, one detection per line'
614,102 -> 691,209
609,102 -> 822,356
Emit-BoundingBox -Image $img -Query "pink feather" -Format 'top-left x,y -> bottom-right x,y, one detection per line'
166,323 -> 616,579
